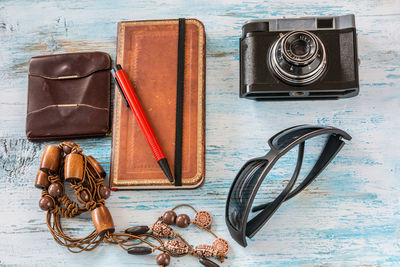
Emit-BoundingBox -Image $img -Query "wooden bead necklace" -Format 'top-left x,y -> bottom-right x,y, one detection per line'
35,142 -> 229,266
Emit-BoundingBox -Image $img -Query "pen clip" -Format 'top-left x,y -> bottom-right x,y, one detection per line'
111,67 -> 130,108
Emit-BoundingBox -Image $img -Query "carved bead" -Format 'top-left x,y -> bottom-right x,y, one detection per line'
212,238 -> 229,257
99,185 -> 111,199
48,183 -> 63,198
156,253 -> 170,266
80,190 -> 90,202
40,145 -> 61,173
87,155 -> 106,178
162,210 -> 177,225
199,257 -> 220,267
125,226 -> 149,236
175,214 -> 190,228
149,223 -> 174,238
91,205 -> 115,235
64,153 -> 83,182
193,211 -> 212,228
127,246 -> 152,255
62,141 -> 77,154
39,196 -> 54,211
35,170 -> 49,189
164,240 -> 188,255
194,244 -> 217,258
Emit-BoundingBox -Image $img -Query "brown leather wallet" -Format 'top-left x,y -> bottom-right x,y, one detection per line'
26,52 -> 111,141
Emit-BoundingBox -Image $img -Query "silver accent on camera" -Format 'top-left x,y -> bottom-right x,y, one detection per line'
268,30 -> 327,85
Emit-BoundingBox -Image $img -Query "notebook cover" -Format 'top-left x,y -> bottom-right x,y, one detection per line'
110,19 -> 205,190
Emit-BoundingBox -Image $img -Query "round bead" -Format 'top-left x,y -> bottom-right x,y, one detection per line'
175,214 -> 190,228
156,253 -> 170,266
212,238 -> 229,257
162,210 -> 177,225
99,185 -> 111,199
62,141 -> 77,154
193,210 -> 212,228
39,196 -> 54,211
48,183 -> 63,198
80,190 -> 90,202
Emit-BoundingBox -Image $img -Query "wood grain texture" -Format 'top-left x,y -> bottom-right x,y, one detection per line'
0,0 -> 399,266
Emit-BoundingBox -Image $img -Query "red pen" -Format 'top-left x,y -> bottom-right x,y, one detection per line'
111,64 -> 174,183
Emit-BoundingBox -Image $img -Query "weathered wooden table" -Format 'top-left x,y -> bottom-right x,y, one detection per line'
1,0 -> 399,266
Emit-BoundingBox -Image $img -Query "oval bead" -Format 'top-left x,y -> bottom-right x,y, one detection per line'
164,240 -> 188,255
194,244 -> 217,258
127,246 -> 152,255
125,226 -> 149,236
199,257 -> 220,267
149,223 -> 174,238
62,141 -> 77,154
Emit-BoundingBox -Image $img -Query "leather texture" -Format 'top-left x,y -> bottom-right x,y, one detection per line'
26,52 -> 111,141
110,19 -> 206,189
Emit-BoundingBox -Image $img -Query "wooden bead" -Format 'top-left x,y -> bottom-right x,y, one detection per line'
212,238 -> 229,257
40,145 -> 61,173
193,211 -> 212,228
156,253 -> 170,266
162,210 -> 177,225
99,185 -> 111,199
175,214 -> 190,228
125,226 -> 149,235
35,170 -> 49,189
199,258 -> 220,267
64,153 -> 83,182
164,240 -> 188,255
48,183 -> 63,198
87,155 -> 106,177
150,223 -> 175,238
127,246 -> 152,255
62,141 -> 77,154
39,196 -> 53,211
194,244 -> 217,258
91,205 -> 115,235
80,190 -> 90,202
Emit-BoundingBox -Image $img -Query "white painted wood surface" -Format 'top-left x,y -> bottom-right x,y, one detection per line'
0,0 -> 399,266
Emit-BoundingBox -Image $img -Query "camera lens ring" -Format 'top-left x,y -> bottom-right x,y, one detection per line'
268,30 -> 327,85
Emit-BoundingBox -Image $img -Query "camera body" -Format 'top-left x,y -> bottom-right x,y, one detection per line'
240,14 -> 359,100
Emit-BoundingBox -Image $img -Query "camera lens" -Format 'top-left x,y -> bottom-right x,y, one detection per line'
268,30 -> 326,85
290,39 -> 309,57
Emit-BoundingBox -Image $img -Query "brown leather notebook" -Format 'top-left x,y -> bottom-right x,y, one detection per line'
110,19 -> 206,190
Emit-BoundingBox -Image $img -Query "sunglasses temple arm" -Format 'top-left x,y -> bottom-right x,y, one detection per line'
246,142 -> 305,237
251,142 -> 305,213
252,135 -> 346,213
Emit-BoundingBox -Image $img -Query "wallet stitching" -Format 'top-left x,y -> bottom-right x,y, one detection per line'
28,68 -> 110,80
27,104 -> 109,116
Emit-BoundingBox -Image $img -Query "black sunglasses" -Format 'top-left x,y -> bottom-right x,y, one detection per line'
225,125 -> 351,247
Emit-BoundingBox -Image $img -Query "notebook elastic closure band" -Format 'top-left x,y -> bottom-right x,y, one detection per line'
174,18 -> 186,186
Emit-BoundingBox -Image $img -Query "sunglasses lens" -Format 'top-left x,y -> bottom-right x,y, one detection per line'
271,125 -> 322,150
227,160 -> 268,230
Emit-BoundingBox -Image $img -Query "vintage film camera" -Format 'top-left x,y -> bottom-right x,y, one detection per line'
240,14 -> 359,100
